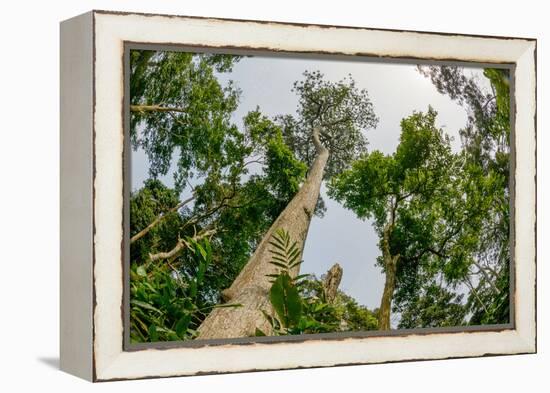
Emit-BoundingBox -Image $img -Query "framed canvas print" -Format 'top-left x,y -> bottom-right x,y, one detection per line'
60,10 -> 537,381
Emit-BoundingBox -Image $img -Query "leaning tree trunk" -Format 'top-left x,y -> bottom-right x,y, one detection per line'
197,127 -> 329,339
377,223 -> 399,330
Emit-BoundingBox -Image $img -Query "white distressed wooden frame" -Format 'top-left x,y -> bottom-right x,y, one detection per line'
60,10 -> 537,382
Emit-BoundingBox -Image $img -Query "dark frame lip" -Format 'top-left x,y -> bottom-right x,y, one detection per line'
126,323 -> 515,351
123,41 -> 519,67
122,38 -> 519,353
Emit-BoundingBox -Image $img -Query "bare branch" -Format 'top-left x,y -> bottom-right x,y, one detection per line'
130,194 -> 196,244
130,104 -> 187,113
149,228 -> 217,262
472,260 -> 501,294
464,275 -> 489,315
243,159 -> 266,167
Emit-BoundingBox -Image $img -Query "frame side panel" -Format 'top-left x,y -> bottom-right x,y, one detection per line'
60,11 -> 94,381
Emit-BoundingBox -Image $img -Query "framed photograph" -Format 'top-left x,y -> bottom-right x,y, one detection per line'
60,10 -> 537,381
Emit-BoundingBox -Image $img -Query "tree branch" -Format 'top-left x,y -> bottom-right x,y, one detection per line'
243,159 -> 265,167
130,194 -> 196,244
464,275 -> 489,315
312,126 -> 328,155
426,247 -> 449,259
472,260 -> 501,294
130,104 -> 187,113
149,228 -> 217,262
322,115 -> 353,129
181,184 -> 238,231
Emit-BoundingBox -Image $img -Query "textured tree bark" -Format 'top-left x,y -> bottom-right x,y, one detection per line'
323,263 -> 343,304
197,127 -> 329,339
378,255 -> 398,330
378,224 -> 399,330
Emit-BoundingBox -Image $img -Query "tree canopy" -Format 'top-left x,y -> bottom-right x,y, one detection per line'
329,103 -> 510,329
417,65 -> 511,325
277,70 -> 378,179
129,50 -> 312,341
130,50 -> 243,190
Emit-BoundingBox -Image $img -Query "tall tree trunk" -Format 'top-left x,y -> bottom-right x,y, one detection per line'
197,127 -> 329,339
378,255 -> 398,330
378,223 -> 399,330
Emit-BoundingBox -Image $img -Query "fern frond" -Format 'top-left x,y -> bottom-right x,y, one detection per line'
268,228 -> 303,274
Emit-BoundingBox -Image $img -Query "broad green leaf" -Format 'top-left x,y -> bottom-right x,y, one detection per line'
175,314 -> 192,337
131,300 -> 162,314
189,281 -> 197,299
194,242 -> 207,260
269,272 -> 302,328
197,261 -> 206,283
148,325 -> 159,342
136,266 -> 147,277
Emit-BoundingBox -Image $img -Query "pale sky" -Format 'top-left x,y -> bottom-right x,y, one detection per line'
132,53 -> 489,310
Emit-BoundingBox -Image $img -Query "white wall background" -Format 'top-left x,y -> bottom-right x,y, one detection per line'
0,0 -> 546,391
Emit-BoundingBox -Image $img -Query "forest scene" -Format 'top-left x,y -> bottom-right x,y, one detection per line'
128,49 -> 511,343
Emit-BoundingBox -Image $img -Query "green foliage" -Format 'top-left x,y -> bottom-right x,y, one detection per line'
130,238 -> 214,342
328,107 -> 456,235
259,229 -> 378,336
418,66 -> 511,325
269,273 -> 303,328
299,277 -> 379,333
129,47 -> 510,336
396,283 -> 467,329
130,50 -> 243,190
264,229 -> 306,329
467,259 -> 510,325
128,109 -> 308,342
338,294 -> 379,331
262,275 -> 379,336
265,132 -> 308,201
277,70 -> 378,179
241,109 -> 309,209
328,107 -> 508,327
129,179 -> 186,262
418,65 -> 510,178
267,228 -> 303,273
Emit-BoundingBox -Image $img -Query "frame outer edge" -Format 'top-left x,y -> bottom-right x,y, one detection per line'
515,41 -> 537,352
91,11 -> 538,381
59,11 -> 95,382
